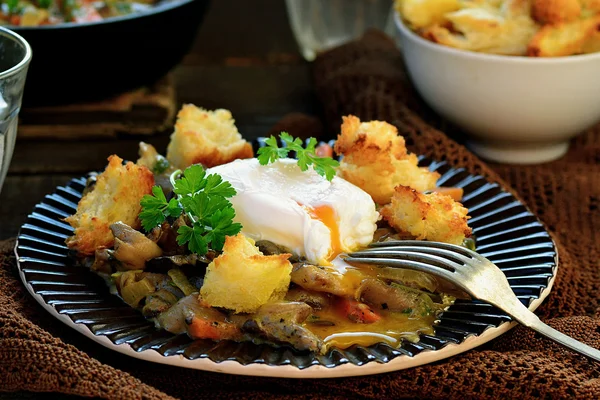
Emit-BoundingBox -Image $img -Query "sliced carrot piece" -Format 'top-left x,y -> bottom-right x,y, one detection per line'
187,317 -> 241,341
430,186 -> 464,202
315,143 -> 333,158
336,298 -> 381,324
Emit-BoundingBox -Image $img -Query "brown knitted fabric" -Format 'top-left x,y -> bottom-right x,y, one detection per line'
1,31 -> 599,400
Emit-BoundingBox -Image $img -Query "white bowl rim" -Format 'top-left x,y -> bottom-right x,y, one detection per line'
394,12 -> 600,64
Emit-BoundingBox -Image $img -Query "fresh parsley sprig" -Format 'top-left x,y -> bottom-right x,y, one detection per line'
139,186 -> 183,231
139,165 -> 242,255
257,132 -> 340,181
6,0 -> 19,13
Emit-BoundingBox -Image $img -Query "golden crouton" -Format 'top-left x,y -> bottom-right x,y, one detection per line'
423,7 -> 538,55
397,0 -> 460,29
65,155 -> 154,256
531,0 -> 581,24
334,115 -> 408,159
334,115 -> 439,205
583,29 -> 600,53
166,105 -> 254,169
581,0 -> 600,14
380,185 -> 472,245
398,0 -> 600,56
527,15 -> 600,56
200,234 -> 293,313
501,0 -> 535,19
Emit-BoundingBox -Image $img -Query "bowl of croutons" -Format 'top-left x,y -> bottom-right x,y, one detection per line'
394,0 -> 600,164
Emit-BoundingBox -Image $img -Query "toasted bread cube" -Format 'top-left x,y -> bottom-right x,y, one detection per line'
423,7 -> 538,55
334,115 -> 439,204
334,115 -> 409,159
581,0 -> 600,14
583,29 -> 600,53
531,0 -> 581,24
200,234 -> 293,313
501,0 -> 536,19
380,185 -> 472,245
397,0 -> 460,29
166,105 -> 253,169
528,15 -> 600,56
65,155 -> 154,255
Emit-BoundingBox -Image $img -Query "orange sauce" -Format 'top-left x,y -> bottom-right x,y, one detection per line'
303,261 -> 438,350
295,204 -> 444,349
306,307 -> 436,349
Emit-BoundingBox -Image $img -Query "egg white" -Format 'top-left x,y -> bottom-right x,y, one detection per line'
208,158 -> 379,265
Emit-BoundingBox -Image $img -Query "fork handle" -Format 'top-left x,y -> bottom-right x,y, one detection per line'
513,312 -> 600,362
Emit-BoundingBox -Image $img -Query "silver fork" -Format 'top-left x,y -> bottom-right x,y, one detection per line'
345,240 -> 600,362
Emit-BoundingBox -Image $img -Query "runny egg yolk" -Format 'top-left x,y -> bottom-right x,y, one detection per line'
302,204 -> 342,262
207,158 -> 380,266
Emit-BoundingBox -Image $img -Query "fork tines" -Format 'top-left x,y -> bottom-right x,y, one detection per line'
369,240 -> 474,257
344,240 -> 475,277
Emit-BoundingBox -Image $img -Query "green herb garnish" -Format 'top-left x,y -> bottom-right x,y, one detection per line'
152,157 -> 170,175
138,186 -> 182,230
114,2 -> 132,14
139,165 -> 242,255
62,0 -> 78,22
257,132 -> 340,181
7,0 -> 19,13
462,237 -> 477,251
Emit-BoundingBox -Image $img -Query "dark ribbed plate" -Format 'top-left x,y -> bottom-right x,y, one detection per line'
15,153 -> 558,378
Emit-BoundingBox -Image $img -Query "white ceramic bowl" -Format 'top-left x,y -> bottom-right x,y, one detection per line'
393,13 -> 600,164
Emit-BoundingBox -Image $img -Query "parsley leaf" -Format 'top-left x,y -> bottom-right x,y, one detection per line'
206,208 -> 243,251
177,224 -> 208,255
256,132 -> 340,181
295,137 -> 318,172
280,131 -> 305,152
203,174 -> 236,198
6,0 -> 18,13
312,156 -> 339,181
304,137 -> 318,153
139,164 -> 242,256
139,186 -> 171,231
166,198 -> 183,218
176,225 -> 195,246
138,206 -> 165,232
180,192 -> 230,222
173,165 -> 206,196
257,135 -> 289,165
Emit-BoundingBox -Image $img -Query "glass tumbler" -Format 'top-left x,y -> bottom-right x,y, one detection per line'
0,27 -> 31,195
285,0 -> 395,61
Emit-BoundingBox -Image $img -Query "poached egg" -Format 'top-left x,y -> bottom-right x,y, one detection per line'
208,158 -> 379,265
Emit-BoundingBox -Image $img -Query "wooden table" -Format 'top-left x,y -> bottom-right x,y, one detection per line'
0,0 -> 317,240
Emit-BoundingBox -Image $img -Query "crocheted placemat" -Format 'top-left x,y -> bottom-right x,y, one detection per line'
1,32 -> 599,399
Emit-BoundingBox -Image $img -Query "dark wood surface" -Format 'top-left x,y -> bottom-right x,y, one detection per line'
0,0 -> 317,240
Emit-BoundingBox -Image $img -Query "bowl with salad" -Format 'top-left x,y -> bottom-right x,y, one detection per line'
2,0 -> 210,106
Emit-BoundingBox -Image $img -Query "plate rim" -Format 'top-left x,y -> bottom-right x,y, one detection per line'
16,248 -> 557,378
14,157 -> 560,378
